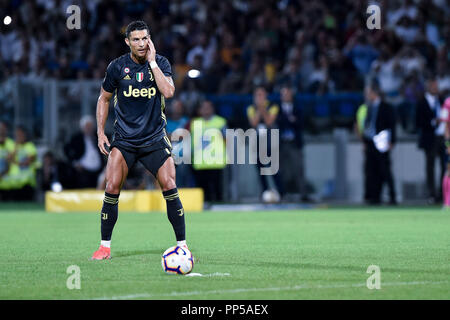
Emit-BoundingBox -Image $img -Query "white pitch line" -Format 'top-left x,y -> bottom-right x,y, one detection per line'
93,280 -> 449,300
185,272 -> 231,277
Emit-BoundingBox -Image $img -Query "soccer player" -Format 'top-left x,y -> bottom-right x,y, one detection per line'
91,21 -> 187,260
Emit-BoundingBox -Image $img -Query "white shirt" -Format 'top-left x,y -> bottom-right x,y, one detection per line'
425,92 -> 444,136
281,102 -> 293,115
78,135 -> 101,172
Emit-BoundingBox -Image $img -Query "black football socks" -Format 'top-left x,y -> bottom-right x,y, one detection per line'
101,192 -> 119,241
163,188 -> 186,241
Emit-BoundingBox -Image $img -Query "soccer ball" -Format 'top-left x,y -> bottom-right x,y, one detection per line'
161,246 -> 194,275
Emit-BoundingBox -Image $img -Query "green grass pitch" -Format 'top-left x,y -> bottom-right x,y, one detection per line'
0,205 -> 449,300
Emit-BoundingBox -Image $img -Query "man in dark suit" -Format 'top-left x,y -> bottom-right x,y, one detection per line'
278,85 -> 308,201
416,77 -> 445,203
363,80 -> 397,205
64,115 -> 104,188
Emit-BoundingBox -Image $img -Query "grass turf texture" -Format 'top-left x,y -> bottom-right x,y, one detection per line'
0,206 -> 449,299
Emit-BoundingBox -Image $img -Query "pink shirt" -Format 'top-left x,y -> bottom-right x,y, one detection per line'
441,97 -> 450,122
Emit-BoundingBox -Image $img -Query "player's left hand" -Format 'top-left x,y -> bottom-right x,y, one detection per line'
147,38 -> 156,62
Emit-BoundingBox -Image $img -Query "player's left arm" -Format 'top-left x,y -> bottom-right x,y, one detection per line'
147,38 -> 175,99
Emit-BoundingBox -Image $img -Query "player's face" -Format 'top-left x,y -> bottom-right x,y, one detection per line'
126,29 -> 150,59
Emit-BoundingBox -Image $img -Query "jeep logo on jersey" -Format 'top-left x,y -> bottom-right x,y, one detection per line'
123,85 -> 156,98
136,72 -> 144,82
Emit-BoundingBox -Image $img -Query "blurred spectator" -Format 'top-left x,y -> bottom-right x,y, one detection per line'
40,150 -> 64,191
166,99 -> 189,135
1,0 -> 450,204
393,15 -> 420,44
278,85 -> 308,201
0,0 -> 446,110
172,49 -> 190,90
219,53 -> 245,94
362,81 -> 397,205
220,31 -> 241,67
0,121 -> 15,201
190,99 -> 227,202
64,115 -> 104,189
10,125 -> 38,201
179,76 -> 204,117
343,31 -> 379,76
186,32 -> 217,70
243,52 -> 270,93
369,45 -> 404,106
399,72 -> 424,132
355,102 -> 369,202
416,76 -> 446,203
247,85 -> 283,199
307,54 -> 335,94
274,52 -> 302,92
166,99 -> 194,188
202,50 -> 227,93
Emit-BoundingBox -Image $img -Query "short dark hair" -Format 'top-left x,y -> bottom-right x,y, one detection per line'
424,70 -> 437,83
253,84 -> 268,93
125,20 -> 150,38
15,124 -> 28,136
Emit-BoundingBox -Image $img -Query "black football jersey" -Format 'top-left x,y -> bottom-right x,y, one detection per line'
102,53 -> 172,148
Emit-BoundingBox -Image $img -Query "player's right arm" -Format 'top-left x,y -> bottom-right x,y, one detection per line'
96,87 -> 112,155
97,60 -> 120,155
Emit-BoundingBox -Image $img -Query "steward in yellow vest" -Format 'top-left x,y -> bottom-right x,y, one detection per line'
9,126 -> 38,201
189,100 -> 227,202
0,121 -> 16,199
190,103 -> 227,170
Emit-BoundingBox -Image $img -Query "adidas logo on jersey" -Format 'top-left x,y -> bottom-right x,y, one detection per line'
123,74 -> 131,80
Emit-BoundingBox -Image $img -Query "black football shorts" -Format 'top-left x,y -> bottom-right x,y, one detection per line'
110,136 -> 173,177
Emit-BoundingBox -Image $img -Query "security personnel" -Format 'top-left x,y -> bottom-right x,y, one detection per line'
190,99 -> 227,202
10,125 -> 38,201
0,121 -> 15,201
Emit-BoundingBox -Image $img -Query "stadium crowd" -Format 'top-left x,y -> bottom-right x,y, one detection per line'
1,0 -> 450,203
1,0 -> 449,98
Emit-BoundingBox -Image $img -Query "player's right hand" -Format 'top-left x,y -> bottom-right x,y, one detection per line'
98,133 -> 110,155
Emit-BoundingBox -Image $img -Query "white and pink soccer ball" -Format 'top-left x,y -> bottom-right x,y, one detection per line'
161,246 -> 194,275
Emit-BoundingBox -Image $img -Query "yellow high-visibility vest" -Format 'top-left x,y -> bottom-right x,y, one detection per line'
0,138 -> 15,189
356,103 -> 368,134
9,141 -> 38,188
191,115 -> 227,170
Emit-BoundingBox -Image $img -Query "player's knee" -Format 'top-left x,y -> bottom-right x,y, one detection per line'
105,182 -> 121,195
160,176 -> 176,191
